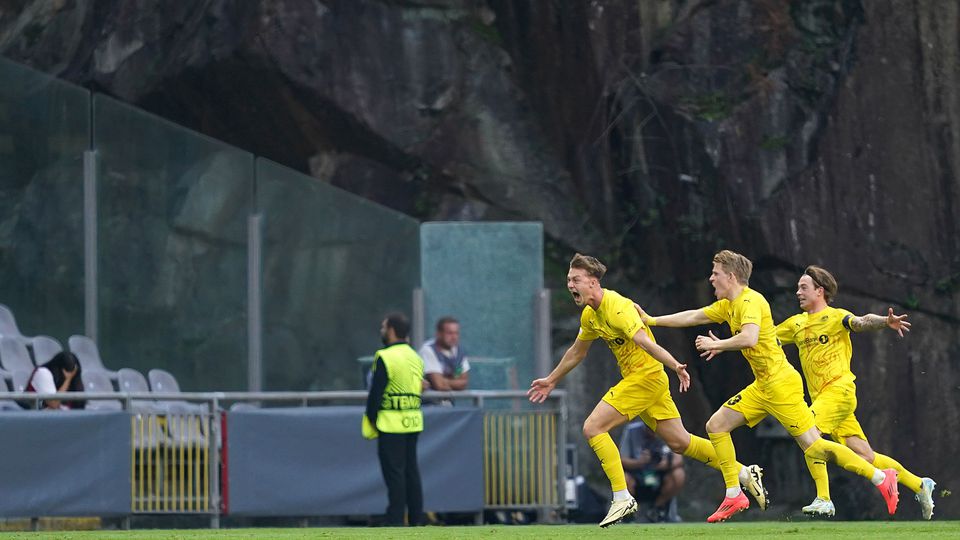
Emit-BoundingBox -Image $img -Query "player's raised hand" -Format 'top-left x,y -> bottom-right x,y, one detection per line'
675,363 -> 691,392
695,330 -> 721,360
885,307 -> 911,337
527,378 -> 556,404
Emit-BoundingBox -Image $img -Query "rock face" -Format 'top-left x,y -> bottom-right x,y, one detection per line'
2,0 -> 957,518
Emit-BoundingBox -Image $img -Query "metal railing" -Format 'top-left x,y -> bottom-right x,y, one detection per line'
4,389 -> 567,526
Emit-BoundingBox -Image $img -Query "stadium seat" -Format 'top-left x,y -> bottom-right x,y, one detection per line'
165,401 -> 209,447
117,368 -> 160,413
0,303 -> 33,347
68,335 -> 119,379
0,376 -> 23,411
130,412 -> 169,450
0,336 -> 36,373
147,368 -> 208,414
31,335 -> 63,365
9,369 -> 35,409
82,370 -> 122,411
10,369 -> 32,393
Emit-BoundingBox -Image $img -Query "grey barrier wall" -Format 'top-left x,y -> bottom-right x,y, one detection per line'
226,406 -> 483,516
0,411 -> 131,517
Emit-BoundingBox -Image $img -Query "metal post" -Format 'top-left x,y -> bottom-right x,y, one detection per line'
210,395 -> 222,529
83,150 -> 98,341
534,289 -> 551,377
247,214 -> 263,392
558,393 -> 569,521
412,288 -> 424,348
475,392 -> 486,526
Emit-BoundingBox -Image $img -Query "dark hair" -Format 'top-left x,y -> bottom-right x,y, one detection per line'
385,312 -> 411,339
436,316 -> 459,332
41,351 -> 86,409
804,265 -> 838,303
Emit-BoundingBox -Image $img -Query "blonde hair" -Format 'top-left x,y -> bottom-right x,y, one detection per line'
570,253 -> 607,280
713,250 -> 752,285
804,265 -> 838,303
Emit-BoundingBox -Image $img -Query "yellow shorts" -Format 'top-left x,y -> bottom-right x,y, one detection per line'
602,370 -> 680,431
722,369 -> 815,437
811,382 -> 867,444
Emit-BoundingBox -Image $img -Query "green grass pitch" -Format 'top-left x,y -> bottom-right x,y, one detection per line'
1,522 -> 958,539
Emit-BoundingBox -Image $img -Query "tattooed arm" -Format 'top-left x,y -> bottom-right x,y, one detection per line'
848,307 -> 911,337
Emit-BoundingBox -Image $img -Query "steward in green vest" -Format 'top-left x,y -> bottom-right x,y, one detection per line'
365,342 -> 424,434
362,312 -> 425,526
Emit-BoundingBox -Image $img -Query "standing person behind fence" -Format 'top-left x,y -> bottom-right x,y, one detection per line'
419,316 -> 469,392
362,313 -> 425,526
25,351 -> 86,410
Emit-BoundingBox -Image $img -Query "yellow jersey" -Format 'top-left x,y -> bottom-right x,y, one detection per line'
776,306 -> 856,400
578,289 -> 663,379
701,287 -> 795,385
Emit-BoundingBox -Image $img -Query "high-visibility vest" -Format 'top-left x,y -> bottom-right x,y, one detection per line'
374,343 -> 424,433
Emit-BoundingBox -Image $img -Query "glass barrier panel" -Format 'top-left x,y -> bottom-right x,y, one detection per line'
420,222 -> 543,390
257,158 -> 420,390
94,94 -> 253,391
0,57 -> 89,345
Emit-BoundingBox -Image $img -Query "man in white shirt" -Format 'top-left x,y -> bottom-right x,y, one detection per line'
418,317 -> 469,391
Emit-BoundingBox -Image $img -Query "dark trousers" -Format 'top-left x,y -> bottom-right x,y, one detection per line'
377,431 -> 423,526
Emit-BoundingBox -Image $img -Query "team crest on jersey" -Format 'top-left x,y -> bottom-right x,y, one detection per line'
818,335 -> 829,344
820,315 -> 829,321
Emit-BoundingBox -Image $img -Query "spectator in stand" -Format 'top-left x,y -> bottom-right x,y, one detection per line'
620,420 -> 684,522
25,351 -> 86,410
419,317 -> 469,392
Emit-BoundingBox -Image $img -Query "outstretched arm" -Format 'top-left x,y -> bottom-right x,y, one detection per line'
848,307 -> 911,337
528,338 -> 592,403
635,303 -> 712,328
633,330 -> 690,392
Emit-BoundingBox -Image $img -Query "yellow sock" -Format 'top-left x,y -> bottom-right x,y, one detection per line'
587,433 -> 627,492
707,432 -> 740,488
873,453 -> 923,493
684,435 -> 745,476
805,453 -> 831,500
805,438 -> 874,480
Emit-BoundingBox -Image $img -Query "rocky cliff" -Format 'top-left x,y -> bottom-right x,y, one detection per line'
2,0 -> 956,519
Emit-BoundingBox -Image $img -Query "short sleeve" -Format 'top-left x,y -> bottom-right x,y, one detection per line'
837,308 -> 856,332
578,309 -> 599,341
418,344 -> 443,375
775,318 -> 796,344
32,367 -> 57,394
701,300 -> 727,324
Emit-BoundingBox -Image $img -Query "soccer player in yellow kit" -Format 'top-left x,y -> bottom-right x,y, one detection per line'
639,250 -> 900,522
528,253 -> 767,528
777,265 -> 936,519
